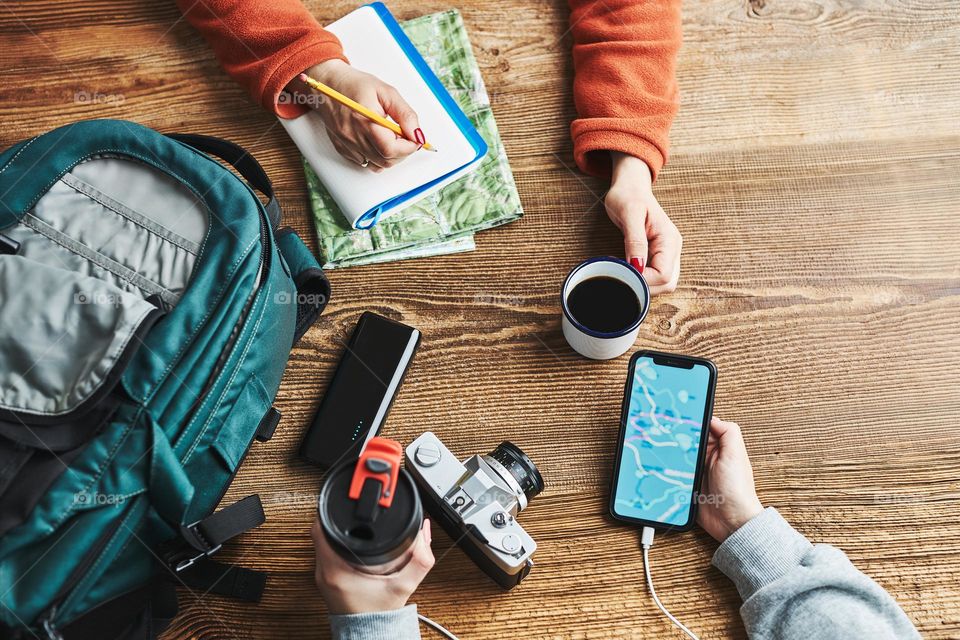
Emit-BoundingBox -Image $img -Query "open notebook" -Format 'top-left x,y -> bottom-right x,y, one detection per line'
281,2 -> 487,229
305,8 -> 523,268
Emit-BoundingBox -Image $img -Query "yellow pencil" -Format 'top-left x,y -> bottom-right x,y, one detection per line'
298,73 -> 437,152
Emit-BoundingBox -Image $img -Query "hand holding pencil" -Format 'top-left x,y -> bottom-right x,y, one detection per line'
294,59 -> 432,171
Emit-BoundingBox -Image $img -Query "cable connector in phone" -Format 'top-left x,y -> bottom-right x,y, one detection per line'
641,526 -> 656,549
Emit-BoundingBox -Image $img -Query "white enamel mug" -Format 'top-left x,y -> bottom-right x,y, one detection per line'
561,257 -> 650,360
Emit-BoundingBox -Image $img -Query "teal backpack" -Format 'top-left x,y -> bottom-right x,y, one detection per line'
0,120 -> 330,639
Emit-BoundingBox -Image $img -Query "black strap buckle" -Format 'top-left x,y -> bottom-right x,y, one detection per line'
162,523 -> 222,573
160,495 -> 264,572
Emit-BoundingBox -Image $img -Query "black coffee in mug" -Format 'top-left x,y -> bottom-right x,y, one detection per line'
567,276 -> 641,333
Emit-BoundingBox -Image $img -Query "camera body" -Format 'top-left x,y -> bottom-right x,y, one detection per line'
405,432 -> 542,589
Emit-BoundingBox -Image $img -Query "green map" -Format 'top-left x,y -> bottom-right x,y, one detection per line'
305,9 -> 523,268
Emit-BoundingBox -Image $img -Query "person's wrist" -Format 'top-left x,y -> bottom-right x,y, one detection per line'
321,584 -> 407,615
610,151 -> 653,188
718,499 -> 764,541
318,584 -> 351,615
304,59 -> 349,86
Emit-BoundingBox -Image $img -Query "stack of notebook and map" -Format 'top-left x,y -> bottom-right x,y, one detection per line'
282,4 -> 523,268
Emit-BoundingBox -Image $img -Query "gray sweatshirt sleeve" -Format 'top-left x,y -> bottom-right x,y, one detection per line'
712,507 -> 920,640
329,604 -> 421,640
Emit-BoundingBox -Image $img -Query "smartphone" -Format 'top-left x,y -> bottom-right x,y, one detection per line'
609,350 -> 717,531
299,312 -> 420,469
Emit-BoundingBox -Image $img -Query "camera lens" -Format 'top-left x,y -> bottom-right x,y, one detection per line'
486,442 -> 544,503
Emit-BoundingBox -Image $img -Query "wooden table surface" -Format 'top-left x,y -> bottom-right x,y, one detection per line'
3,0 -> 959,638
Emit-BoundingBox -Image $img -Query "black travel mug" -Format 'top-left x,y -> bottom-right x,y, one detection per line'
317,437 -> 423,573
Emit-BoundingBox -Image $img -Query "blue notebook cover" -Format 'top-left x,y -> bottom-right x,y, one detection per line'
355,2 -> 488,228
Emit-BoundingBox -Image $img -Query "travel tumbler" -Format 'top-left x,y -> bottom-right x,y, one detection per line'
317,437 -> 423,573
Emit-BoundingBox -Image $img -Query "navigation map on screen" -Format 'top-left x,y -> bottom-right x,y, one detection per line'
613,357 -> 710,526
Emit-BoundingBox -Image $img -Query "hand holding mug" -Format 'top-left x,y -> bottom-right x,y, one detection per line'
314,438 -> 435,614
605,152 -> 682,295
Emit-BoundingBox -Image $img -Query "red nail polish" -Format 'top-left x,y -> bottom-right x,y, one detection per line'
630,257 -> 644,274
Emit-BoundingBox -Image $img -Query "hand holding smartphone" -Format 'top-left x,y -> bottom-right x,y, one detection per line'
609,351 -> 717,531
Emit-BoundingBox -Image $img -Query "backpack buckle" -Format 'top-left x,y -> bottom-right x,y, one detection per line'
167,544 -> 223,573
160,495 -> 264,572
161,521 -> 222,572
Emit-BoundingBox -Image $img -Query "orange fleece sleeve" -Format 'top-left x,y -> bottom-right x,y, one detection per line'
175,0 -> 347,118
568,0 -> 682,179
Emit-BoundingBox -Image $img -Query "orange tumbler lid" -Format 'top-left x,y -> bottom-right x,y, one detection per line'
348,437 -> 402,509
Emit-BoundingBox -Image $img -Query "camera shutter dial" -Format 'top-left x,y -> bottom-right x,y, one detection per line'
501,534 -> 522,554
414,442 -> 442,467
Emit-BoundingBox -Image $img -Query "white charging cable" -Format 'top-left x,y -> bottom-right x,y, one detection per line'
641,527 -> 700,639
416,527 -> 696,640
419,613 -> 460,639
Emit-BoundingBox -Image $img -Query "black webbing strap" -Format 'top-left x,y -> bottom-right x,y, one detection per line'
294,269 -> 328,344
180,494 -> 265,556
167,557 -> 266,603
166,133 -> 282,229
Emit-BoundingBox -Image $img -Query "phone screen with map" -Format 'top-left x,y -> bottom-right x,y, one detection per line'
609,352 -> 717,530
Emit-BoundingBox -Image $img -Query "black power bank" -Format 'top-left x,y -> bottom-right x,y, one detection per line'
300,312 -> 420,469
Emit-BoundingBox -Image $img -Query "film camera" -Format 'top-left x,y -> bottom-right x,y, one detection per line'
404,432 -> 544,589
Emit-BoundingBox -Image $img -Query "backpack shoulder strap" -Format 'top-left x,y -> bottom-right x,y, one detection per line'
166,132 -> 330,341
275,228 -> 330,343
166,133 -> 281,229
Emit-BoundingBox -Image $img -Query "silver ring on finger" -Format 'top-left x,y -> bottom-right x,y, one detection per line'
359,157 -> 370,168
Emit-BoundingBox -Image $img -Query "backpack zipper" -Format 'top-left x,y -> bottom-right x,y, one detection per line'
176,195 -> 269,450
32,500 -> 130,638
